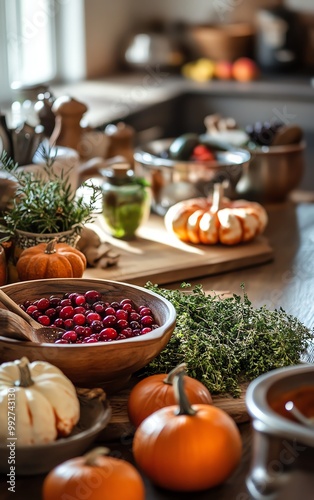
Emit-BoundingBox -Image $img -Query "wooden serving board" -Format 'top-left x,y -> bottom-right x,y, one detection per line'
84,214 -> 274,286
99,381 -> 249,442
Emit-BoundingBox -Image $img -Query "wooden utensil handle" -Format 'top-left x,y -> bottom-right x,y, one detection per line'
0,309 -> 33,341
0,289 -> 39,328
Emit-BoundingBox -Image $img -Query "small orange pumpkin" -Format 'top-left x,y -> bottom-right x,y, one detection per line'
43,447 -> 145,500
165,183 -> 268,245
16,238 -> 86,281
127,363 -> 212,427
133,371 -> 242,492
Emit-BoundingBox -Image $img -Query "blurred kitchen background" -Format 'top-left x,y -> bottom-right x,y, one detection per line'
1,0 -> 314,196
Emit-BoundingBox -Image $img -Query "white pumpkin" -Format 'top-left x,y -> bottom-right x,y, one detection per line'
0,357 -> 80,446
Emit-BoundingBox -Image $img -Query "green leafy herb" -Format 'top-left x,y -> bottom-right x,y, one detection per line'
0,147 -> 101,239
145,282 -> 312,397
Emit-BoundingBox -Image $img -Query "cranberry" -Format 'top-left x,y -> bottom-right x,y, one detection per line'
129,312 -> 140,322
38,315 -> 50,326
23,300 -> 32,308
104,307 -> 115,316
86,312 -> 101,324
74,306 -> 86,315
122,302 -> 133,312
99,328 -> 118,340
120,298 -> 132,306
54,318 -> 64,328
93,302 -> 107,315
73,325 -> 84,335
130,321 -> 141,330
55,339 -> 69,344
49,296 -> 61,307
110,301 -> 120,310
64,318 -> 74,330
73,313 -> 86,326
68,293 -> 79,303
90,320 -> 103,333
85,290 -> 101,304
37,298 -> 50,311
83,326 -> 92,337
26,305 -> 38,315
31,310 -> 42,320
141,327 -> 152,335
120,328 -> 133,338
102,315 -> 116,327
139,307 -> 152,316
45,308 -> 57,318
60,298 -> 72,307
75,294 -> 86,306
117,319 -> 129,331
59,306 -> 74,319
62,331 -> 77,342
116,309 -> 128,321
85,337 -> 98,343
141,315 -> 154,326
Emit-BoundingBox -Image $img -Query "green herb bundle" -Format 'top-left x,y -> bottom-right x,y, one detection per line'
145,282 -> 312,397
0,149 -> 101,238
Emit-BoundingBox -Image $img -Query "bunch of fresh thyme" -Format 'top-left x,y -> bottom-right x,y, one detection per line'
0,148 -> 101,238
145,282 -> 312,397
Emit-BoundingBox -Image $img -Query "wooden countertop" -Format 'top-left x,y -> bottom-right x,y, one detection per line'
1,198 -> 314,499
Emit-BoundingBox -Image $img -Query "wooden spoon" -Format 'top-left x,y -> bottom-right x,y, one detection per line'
0,289 -> 65,343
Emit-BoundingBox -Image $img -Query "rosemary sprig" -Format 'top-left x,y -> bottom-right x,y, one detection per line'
145,282 -> 312,397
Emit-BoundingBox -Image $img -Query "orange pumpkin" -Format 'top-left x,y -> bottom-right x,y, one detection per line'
133,371 -> 242,492
43,447 -> 145,500
127,363 -> 212,427
16,238 -> 86,281
165,183 -> 268,245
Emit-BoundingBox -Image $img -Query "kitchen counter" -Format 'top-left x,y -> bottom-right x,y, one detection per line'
1,198 -> 314,499
51,72 -> 314,129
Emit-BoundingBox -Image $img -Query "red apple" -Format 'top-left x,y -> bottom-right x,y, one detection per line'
232,57 -> 259,82
214,60 -> 233,80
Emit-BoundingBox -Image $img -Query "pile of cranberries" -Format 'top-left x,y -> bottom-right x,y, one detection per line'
19,289 -> 160,344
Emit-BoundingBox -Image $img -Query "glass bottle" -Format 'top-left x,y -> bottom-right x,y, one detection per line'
102,163 -> 150,239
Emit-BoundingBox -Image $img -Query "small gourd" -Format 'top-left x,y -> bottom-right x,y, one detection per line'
127,363 -> 212,428
16,238 -> 87,280
133,371 -> 242,492
0,357 -> 80,445
165,183 -> 268,245
43,447 -> 145,500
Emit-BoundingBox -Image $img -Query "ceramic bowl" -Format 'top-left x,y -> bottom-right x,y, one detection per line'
0,278 -> 176,393
0,388 -> 111,475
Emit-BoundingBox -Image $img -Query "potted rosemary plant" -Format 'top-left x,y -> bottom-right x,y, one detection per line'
0,148 -> 101,256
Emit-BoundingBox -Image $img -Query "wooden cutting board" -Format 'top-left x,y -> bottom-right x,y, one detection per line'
84,214 -> 274,286
99,380 -> 249,442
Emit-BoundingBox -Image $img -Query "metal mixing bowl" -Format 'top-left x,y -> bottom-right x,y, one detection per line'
246,364 -> 314,500
134,138 -> 250,215
235,141 -> 305,202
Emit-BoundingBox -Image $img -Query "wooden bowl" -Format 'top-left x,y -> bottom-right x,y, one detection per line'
188,23 -> 255,62
0,278 -> 176,393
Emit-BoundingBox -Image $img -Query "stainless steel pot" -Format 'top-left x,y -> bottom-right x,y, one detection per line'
235,141 -> 305,202
134,138 -> 250,215
246,364 -> 314,500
